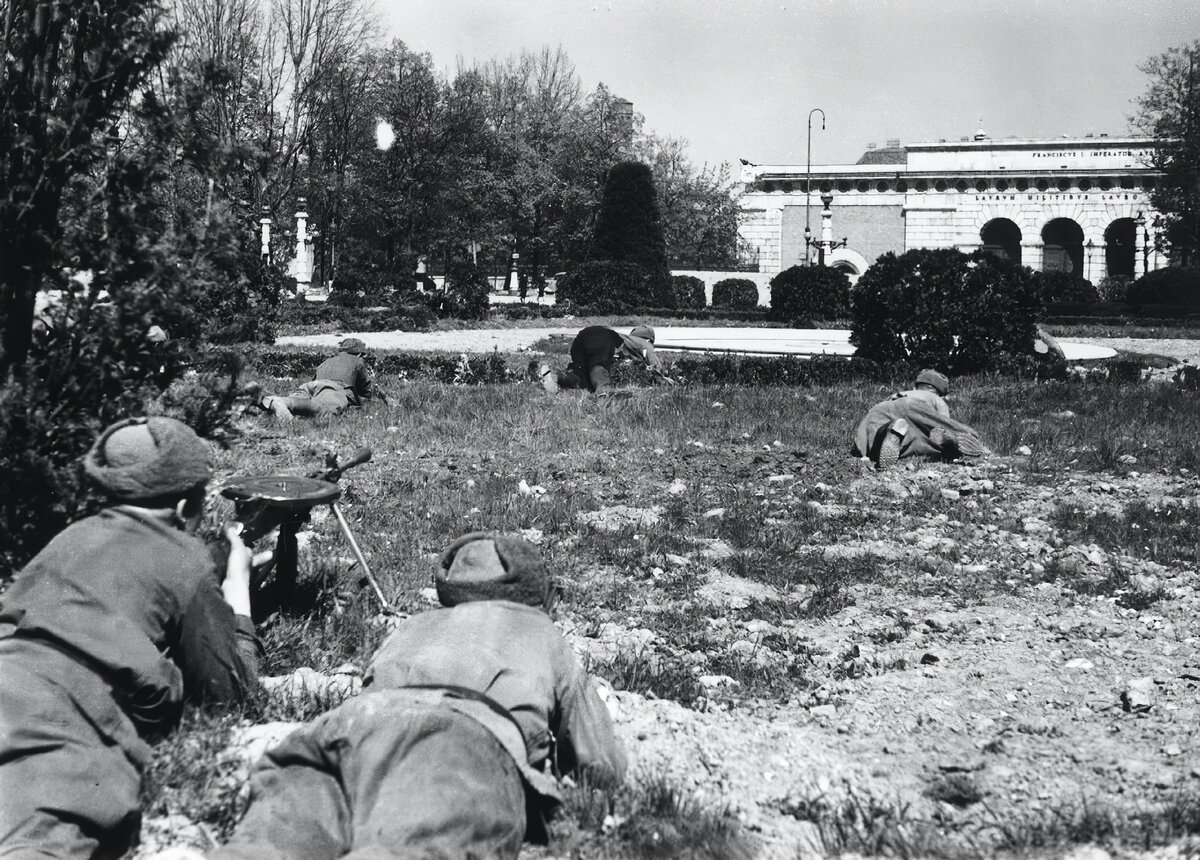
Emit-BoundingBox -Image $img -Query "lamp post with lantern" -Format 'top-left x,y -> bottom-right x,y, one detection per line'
804,194 -> 848,267
805,108 -> 825,265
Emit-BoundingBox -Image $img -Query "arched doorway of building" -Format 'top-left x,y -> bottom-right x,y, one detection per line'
980,219 -> 1022,264
1041,219 -> 1084,275
831,261 -> 860,285
1104,218 -> 1137,278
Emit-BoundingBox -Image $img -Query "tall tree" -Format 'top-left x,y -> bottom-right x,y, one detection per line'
636,132 -> 742,270
0,0 -> 176,373
479,47 -> 583,289
1133,40 -> 1200,265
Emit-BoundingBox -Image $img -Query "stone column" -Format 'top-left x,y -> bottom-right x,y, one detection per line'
1134,227 -> 1146,278
259,208 -> 272,260
293,198 -> 311,294
819,194 -> 834,266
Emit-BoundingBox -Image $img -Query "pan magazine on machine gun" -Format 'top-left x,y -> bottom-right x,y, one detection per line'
221,447 -> 389,614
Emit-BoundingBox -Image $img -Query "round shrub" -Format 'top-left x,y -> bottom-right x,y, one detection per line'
850,248 -> 1043,373
711,278 -> 760,310
1032,271 -> 1099,304
555,260 -> 651,309
671,275 -> 706,309
769,265 -> 851,324
1127,266 -> 1200,305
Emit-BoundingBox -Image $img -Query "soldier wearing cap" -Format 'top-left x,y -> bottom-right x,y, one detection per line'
204,532 -> 626,860
538,324 -> 673,395
851,369 -> 988,471
250,337 -> 386,419
0,417 -> 260,859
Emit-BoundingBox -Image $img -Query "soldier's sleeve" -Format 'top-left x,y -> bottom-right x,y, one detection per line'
555,658 -> 627,785
176,573 -> 262,704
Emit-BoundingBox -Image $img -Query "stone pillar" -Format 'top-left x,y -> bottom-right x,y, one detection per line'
259,209 -> 272,260
819,194 -> 834,266
1134,227 -> 1146,278
291,198 -> 312,294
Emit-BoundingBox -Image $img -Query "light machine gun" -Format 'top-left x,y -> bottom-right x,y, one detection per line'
220,447 -> 389,614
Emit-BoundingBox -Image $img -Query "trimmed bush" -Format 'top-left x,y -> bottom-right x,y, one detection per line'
671,275 -> 707,309
555,260 -> 651,310
850,248 -> 1043,373
769,265 -> 851,324
1031,271 -> 1099,304
1127,266 -> 1200,305
591,161 -> 671,308
711,278 -> 760,310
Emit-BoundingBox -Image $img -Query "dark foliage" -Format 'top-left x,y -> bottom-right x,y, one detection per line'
671,275 -> 707,309
1031,271 -> 1099,304
1126,266 -> 1200,305
1096,275 -> 1133,303
1133,41 -> 1200,264
711,278 -> 761,310
590,161 -> 673,307
769,265 -> 852,324
437,261 -> 491,320
0,0 -> 177,372
850,248 -> 1042,373
555,260 -> 651,310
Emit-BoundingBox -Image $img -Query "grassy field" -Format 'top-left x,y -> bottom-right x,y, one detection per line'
139,367 -> 1200,859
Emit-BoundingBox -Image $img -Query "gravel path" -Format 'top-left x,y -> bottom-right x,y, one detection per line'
276,329 -> 1200,365
1072,337 -> 1200,364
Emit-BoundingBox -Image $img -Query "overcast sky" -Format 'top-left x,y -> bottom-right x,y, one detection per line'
381,0 -> 1199,169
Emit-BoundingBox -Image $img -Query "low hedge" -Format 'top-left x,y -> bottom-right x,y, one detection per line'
218,348 -> 520,385
670,355 -> 912,387
1044,302 -> 1200,324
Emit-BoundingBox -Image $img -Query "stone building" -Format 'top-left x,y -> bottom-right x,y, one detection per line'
738,132 -> 1166,283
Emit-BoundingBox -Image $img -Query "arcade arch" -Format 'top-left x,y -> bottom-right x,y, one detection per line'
1042,218 -> 1084,275
1104,218 -> 1137,279
979,218 -> 1022,264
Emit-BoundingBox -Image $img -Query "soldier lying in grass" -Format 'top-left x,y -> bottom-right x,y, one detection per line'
175,532 -> 625,860
538,324 -> 676,396
0,417 -> 261,859
851,369 -> 988,471
246,337 -> 386,420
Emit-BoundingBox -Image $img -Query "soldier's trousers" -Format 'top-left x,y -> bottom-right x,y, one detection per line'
212,690 -> 526,860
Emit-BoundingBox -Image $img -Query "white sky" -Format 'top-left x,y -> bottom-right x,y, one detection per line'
379,0 -> 1199,169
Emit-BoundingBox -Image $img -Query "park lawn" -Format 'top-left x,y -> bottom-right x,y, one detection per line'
141,374 -> 1200,859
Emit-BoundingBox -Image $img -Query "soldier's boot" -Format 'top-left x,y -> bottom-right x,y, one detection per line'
876,418 -> 907,472
539,365 -> 559,393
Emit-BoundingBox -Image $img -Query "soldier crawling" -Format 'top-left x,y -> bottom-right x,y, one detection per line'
851,369 -> 988,471
247,337 -> 386,419
537,324 -> 675,396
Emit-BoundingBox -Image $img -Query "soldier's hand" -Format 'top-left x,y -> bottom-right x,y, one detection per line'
222,524 -> 253,617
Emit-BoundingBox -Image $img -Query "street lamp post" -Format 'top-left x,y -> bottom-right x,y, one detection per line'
803,194 -> 848,266
805,108 -> 825,265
